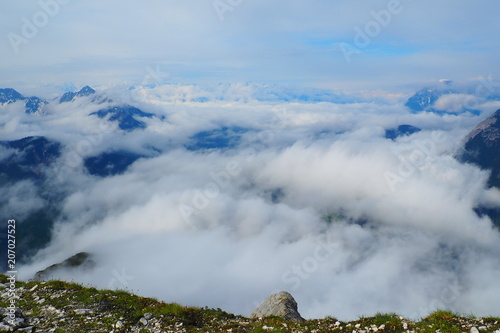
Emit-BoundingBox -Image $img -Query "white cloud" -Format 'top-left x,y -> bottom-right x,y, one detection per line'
434,94 -> 482,113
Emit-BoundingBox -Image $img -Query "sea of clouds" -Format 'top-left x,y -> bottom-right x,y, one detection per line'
2,84 -> 500,320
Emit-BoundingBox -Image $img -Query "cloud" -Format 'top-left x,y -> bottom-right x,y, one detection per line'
7,87 -> 499,321
0,180 -> 46,221
434,94 -> 482,113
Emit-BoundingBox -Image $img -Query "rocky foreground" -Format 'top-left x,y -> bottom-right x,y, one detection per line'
0,274 -> 499,333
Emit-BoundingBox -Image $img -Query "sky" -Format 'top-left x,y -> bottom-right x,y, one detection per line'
1,0 -> 500,90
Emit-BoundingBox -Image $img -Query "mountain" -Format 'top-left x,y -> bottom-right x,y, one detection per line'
0,88 -> 47,114
186,126 -> 249,150
84,150 -> 144,177
405,88 -> 443,113
77,85 -> 96,96
385,125 -> 422,140
25,96 -> 47,114
34,252 -> 95,281
90,105 -> 155,131
0,88 -> 25,104
0,136 -> 61,183
460,109 -> 500,188
59,85 -> 96,103
458,109 -> 500,226
0,137 -> 62,270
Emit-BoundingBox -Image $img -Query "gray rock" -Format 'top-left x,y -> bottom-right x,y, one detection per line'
471,327 -> 480,333
251,291 -> 305,322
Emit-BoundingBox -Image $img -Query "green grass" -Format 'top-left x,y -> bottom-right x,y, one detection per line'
355,313 -> 402,331
417,310 -> 462,333
1,274 -> 499,332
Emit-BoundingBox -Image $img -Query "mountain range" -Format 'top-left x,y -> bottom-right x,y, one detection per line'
0,88 -> 47,114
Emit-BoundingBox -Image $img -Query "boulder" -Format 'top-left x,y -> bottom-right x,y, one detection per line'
251,291 -> 305,322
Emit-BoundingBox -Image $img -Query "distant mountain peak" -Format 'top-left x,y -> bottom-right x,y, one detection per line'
78,85 -> 96,96
59,85 -> 96,103
405,87 -> 443,113
385,124 -> 422,140
0,88 -> 25,104
0,88 -> 48,114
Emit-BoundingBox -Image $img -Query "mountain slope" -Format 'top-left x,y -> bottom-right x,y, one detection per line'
0,136 -> 61,183
0,275 -> 499,332
84,151 -> 144,177
0,88 -> 25,104
405,88 -> 443,112
90,105 -> 155,131
459,109 -> 500,226
459,109 -> 500,188
0,137 -> 62,270
385,125 -> 422,140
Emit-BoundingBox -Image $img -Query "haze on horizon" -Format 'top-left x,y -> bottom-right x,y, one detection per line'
1,0 -> 500,91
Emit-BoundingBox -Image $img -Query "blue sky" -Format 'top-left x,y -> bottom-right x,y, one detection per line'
1,0 -> 500,91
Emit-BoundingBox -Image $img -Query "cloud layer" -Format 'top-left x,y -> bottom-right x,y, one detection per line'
2,86 -> 498,320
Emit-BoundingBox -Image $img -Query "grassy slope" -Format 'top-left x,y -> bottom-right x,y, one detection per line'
0,274 -> 499,333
